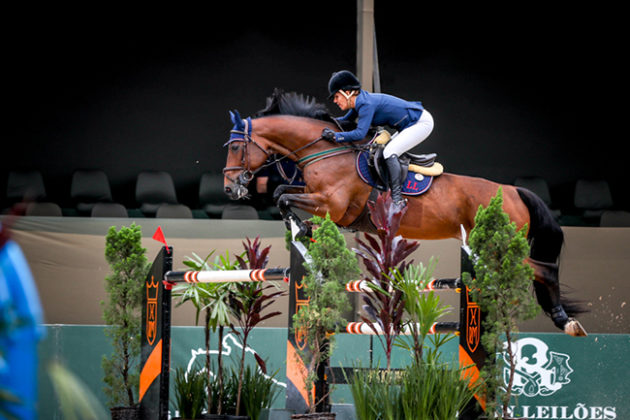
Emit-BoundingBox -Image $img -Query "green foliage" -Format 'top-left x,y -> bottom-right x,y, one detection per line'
349,367 -> 400,420
349,193 -> 477,419
292,213 -> 360,411
101,223 -> 148,408
229,237 -> 285,416
349,361 -> 476,420
400,361 -> 478,420
173,248 -> 243,415
393,261 -> 454,365
206,360 -> 237,415
173,364 -> 208,419
174,250 -> 240,328
239,364 -> 281,420
464,187 -> 539,419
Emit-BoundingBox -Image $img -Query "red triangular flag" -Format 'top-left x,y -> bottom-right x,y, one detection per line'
152,226 -> 170,253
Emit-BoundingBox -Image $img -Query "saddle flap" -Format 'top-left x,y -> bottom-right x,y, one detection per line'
358,151 -> 433,196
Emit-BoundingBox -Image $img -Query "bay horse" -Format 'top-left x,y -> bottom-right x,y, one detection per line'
223,90 -> 586,337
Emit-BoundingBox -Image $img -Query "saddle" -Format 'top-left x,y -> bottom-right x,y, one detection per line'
356,130 -> 443,196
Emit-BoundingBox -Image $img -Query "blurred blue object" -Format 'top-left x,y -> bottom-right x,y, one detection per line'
0,238 -> 44,420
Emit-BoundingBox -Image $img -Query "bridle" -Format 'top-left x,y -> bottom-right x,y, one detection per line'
223,116 -> 361,197
222,118 -> 271,187
223,117 -> 326,188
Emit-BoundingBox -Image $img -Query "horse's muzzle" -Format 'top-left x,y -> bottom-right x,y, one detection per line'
224,182 -> 249,200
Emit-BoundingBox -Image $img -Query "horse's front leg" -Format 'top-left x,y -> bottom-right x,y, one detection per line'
272,184 -> 305,204
276,190 -> 337,238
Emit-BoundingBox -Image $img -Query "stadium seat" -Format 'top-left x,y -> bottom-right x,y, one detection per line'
156,203 -> 193,219
91,202 -> 128,218
70,170 -> 114,215
135,171 -> 178,216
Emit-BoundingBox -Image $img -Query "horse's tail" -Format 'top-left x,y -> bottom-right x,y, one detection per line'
516,187 -> 586,318
516,187 -> 563,262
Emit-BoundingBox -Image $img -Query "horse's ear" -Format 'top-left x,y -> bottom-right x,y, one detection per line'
229,109 -> 243,126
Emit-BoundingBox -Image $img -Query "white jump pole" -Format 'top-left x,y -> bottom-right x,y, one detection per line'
345,321 -> 460,335
164,267 -> 288,284
345,277 -> 460,293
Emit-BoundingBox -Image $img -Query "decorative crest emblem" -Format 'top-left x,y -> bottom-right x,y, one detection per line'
502,337 -> 573,397
146,275 -> 159,345
466,287 -> 481,353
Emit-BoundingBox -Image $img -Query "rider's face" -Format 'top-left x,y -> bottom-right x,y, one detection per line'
333,91 -> 354,111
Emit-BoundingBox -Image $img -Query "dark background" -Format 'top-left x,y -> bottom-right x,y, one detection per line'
5,3 -> 626,213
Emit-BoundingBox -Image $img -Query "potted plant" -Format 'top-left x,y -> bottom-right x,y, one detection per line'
232,363 -> 281,420
353,192 -> 419,369
102,223 -> 149,420
464,187 -> 539,419
173,249 -> 239,419
172,363 -> 208,420
229,237 -> 285,419
291,213 -> 360,418
349,192 -> 478,419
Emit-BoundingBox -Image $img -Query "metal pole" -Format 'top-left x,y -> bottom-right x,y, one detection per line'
357,0 -> 374,92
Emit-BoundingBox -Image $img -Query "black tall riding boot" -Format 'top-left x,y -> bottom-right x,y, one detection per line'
384,155 -> 405,207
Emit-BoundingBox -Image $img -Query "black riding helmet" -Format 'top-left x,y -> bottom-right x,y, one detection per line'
328,70 -> 361,98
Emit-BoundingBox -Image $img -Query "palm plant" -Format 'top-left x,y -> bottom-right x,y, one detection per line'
393,261 -> 454,365
173,249 -> 240,415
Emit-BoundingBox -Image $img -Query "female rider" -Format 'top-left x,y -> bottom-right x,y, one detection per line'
322,70 -> 434,207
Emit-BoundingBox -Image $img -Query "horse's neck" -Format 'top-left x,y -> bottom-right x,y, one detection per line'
254,116 -> 335,159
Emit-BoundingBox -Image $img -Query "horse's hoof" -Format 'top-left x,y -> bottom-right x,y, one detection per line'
564,318 -> 588,337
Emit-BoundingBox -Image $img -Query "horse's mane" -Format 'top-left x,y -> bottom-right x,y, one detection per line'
254,88 -> 337,123
254,88 -> 358,133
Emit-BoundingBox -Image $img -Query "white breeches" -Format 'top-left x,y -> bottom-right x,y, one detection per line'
383,109 -> 434,158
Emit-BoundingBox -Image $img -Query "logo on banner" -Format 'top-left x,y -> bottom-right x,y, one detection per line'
502,337 -> 573,397
146,275 -> 159,345
466,287 -> 480,353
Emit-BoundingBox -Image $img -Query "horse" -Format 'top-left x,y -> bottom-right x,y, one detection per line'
222,90 -> 586,337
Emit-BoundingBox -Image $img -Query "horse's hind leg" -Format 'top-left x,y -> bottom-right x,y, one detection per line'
528,258 -> 587,337
517,187 -> 587,336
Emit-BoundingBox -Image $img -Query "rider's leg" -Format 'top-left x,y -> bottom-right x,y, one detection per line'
383,109 -> 434,158
384,154 -> 405,205
383,110 -> 434,206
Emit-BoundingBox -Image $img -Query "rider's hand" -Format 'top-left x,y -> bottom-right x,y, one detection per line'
321,128 -> 337,142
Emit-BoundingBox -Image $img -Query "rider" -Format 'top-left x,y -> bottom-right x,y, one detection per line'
322,70 -> 434,207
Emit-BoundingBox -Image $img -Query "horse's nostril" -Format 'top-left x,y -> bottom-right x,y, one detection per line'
224,186 -> 231,194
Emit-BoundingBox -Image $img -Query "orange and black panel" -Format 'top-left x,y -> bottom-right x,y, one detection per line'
285,241 -> 313,413
139,246 -> 172,420
458,247 -> 486,419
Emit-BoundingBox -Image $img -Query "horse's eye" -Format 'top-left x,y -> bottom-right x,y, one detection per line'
231,143 -> 240,152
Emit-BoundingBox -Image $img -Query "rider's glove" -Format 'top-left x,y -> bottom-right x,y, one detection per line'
321,127 -> 337,142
